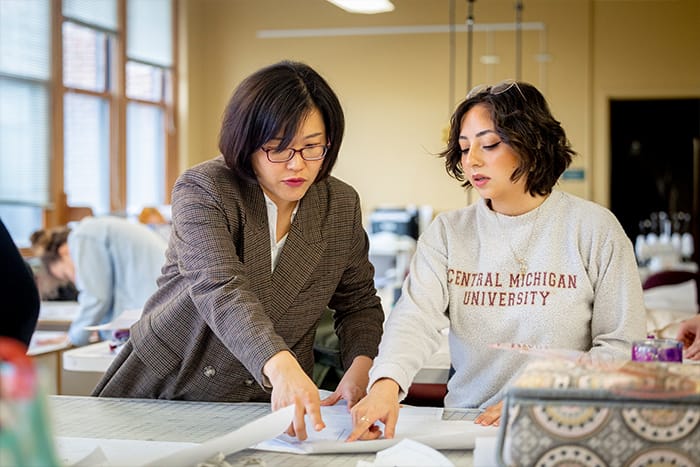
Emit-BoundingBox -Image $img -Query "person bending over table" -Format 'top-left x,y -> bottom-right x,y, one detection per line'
347,80 -> 646,441
92,60 -> 385,441
31,216 -> 167,346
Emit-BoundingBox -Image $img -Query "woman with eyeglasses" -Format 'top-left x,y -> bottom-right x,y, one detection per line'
347,81 -> 645,441
92,60 -> 384,441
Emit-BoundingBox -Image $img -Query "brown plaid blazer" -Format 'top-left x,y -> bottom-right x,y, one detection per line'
93,156 -> 384,402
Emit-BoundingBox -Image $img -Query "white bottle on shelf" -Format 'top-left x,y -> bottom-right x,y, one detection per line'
681,232 -> 694,260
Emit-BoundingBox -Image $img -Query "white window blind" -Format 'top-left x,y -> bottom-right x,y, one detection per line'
61,1 -> 115,216
127,102 -> 165,217
63,0 -> 117,31
0,80 -> 49,205
0,0 -> 51,245
63,92 -> 111,214
127,0 -> 172,67
125,0 -> 172,217
0,0 -> 51,79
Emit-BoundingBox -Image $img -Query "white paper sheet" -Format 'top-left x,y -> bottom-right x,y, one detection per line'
84,308 -> 142,331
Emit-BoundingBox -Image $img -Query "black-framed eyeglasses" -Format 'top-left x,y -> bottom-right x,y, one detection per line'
466,80 -> 526,101
260,144 -> 329,163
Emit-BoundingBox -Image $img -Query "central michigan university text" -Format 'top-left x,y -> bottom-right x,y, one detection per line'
447,270 -> 576,307
447,270 -> 577,289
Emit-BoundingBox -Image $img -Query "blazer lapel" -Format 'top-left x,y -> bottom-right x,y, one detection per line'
268,184 -> 327,323
240,184 -> 274,305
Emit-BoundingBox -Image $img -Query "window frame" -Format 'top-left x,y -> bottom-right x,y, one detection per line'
38,0 -> 177,247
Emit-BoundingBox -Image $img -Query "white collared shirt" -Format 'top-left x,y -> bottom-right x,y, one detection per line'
263,193 -> 298,271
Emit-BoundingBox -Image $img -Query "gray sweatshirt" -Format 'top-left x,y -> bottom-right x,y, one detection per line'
369,190 -> 646,408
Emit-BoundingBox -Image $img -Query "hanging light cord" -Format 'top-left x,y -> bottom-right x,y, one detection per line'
466,0 -> 476,90
449,0 -> 456,116
515,0 -> 523,80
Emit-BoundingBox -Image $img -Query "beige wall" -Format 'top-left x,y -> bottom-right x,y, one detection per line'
177,0 -> 700,218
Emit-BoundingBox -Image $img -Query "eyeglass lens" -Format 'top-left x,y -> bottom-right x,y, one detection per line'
264,145 -> 327,162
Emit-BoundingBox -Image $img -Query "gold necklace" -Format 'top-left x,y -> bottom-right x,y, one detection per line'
496,204 -> 542,279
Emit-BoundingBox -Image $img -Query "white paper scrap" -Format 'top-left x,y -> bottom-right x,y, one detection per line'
356,438 -> 454,466
473,436 -> 499,467
55,437 -> 198,467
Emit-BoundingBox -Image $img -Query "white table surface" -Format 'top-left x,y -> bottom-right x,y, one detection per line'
38,301 -> 79,323
62,341 -> 114,372
28,330 -> 71,356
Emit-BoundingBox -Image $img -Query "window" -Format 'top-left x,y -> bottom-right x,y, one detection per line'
0,0 -> 177,248
125,0 -> 174,217
0,0 -> 51,247
62,17 -> 113,215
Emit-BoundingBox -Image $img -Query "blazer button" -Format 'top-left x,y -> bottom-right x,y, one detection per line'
244,379 -> 254,386
203,366 -> 216,378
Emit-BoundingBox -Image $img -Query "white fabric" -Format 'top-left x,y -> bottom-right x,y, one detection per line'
643,279 -> 698,313
263,193 -> 297,272
643,279 -> 698,338
369,190 -> 647,409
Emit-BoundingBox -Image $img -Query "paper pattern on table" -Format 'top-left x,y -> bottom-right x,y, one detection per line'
253,401 -> 498,454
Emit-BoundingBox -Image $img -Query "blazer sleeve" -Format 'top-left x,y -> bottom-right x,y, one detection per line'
170,166 -> 288,383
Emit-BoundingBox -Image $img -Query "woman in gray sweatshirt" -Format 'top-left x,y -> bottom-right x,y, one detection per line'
347,80 -> 646,441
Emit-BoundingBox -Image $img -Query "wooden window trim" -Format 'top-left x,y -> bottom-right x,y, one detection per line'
44,0 -> 178,228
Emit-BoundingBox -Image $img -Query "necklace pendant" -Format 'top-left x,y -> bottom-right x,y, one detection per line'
518,259 -> 527,278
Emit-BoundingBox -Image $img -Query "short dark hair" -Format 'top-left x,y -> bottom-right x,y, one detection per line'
440,81 -> 576,196
30,226 -> 70,273
218,60 -> 345,183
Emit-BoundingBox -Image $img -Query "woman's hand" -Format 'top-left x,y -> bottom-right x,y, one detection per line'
321,355 -> 372,409
263,350 -> 325,440
346,378 -> 401,442
474,400 -> 503,426
676,315 -> 700,360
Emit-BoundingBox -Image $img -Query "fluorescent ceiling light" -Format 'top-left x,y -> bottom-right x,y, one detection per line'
327,0 -> 395,14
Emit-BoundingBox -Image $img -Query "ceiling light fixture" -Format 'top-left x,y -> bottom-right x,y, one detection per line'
327,0 -> 395,14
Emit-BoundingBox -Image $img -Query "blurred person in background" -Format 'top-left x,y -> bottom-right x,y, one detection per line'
31,216 -> 167,346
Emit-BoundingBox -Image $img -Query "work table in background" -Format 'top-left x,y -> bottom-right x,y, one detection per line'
36,301 -> 79,331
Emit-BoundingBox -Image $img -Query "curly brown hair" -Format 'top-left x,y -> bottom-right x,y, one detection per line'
440,80 -> 576,196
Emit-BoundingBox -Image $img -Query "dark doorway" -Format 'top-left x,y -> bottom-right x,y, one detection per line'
609,98 -> 700,264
